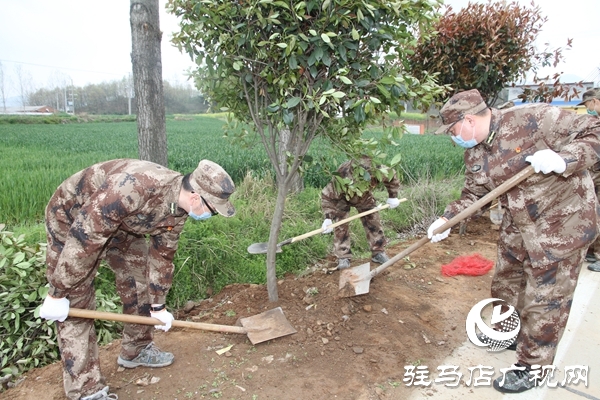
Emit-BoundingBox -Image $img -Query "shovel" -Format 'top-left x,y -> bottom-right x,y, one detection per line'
247,198 -> 407,254
68,307 -> 297,345
339,165 -> 535,297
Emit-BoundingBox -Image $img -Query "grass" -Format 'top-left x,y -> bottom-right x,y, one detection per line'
0,115 -> 465,307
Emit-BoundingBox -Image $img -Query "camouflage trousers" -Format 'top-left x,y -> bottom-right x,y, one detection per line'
587,236 -> 600,259
492,223 -> 587,367
321,193 -> 386,260
46,230 -> 154,400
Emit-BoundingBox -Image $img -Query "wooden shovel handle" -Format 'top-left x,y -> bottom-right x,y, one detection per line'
369,165 -> 535,279
287,198 -> 407,245
68,308 -> 247,334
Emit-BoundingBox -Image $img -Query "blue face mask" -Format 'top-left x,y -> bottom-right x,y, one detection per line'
588,109 -> 598,116
451,122 -> 478,149
188,210 -> 212,221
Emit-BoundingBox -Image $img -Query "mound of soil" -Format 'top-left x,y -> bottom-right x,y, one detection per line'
1,215 -> 499,400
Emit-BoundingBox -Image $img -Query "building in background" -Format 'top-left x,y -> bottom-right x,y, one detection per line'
497,81 -> 597,114
0,105 -> 57,115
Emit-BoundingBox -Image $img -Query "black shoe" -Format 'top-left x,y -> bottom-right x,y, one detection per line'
493,364 -> 536,393
475,333 -> 516,351
586,254 -> 597,263
588,261 -> 600,272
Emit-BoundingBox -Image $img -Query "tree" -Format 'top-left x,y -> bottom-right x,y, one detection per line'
47,71 -> 71,112
14,65 -> 33,110
0,62 -> 6,112
169,0 -> 445,301
130,0 -> 168,167
409,0 -> 572,104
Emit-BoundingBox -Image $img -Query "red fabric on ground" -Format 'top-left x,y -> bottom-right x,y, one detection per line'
441,253 -> 494,277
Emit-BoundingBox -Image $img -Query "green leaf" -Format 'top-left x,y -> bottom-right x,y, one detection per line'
320,33 -> 331,44
286,97 -> 302,108
390,153 -> 402,166
314,46 -> 323,61
282,110 -> 294,125
12,252 -> 25,265
276,43 -> 288,49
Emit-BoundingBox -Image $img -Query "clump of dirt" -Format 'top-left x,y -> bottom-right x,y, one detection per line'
1,215 -> 499,400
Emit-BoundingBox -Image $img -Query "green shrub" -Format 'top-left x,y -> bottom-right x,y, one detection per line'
0,224 -> 120,384
0,224 -> 54,378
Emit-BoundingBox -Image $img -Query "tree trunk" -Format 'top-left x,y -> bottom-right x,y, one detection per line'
130,0 -> 167,167
265,182 -> 290,302
278,128 -> 304,194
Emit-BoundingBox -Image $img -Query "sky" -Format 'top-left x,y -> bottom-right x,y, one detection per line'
0,0 -> 599,102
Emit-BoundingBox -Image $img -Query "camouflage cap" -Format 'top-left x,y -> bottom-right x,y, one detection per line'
435,89 -> 489,134
189,160 -> 236,217
576,88 -> 600,106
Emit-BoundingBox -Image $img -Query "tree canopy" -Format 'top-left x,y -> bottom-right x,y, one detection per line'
168,0 -> 446,300
408,0 -> 571,104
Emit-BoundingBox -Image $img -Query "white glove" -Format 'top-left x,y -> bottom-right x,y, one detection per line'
321,218 -> 333,234
427,217 -> 451,243
525,149 -> 566,174
386,198 -> 401,209
40,295 -> 70,322
151,309 -> 174,332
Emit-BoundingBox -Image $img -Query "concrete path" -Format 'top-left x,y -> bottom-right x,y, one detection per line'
407,262 -> 600,400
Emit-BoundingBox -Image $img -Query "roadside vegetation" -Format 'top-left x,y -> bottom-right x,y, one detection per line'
0,114 -> 464,382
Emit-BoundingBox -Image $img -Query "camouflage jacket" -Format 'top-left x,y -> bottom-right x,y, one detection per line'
321,160 -> 400,204
45,159 -> 188,303
442,104 -> 600,267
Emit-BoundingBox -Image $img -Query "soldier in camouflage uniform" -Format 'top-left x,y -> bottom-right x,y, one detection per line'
428,89 -> 600,393
577,88 -> 600,271
39,159 -> 235,400
321,157 -> 402,270
585,164 -> 600,270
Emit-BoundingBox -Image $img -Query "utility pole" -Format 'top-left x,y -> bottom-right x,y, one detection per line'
69,82 -> 75,115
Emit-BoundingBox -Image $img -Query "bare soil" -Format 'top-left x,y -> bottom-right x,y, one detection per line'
1,215 -> 499,400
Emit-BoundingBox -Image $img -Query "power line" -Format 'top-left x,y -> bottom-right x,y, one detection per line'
584,67 -> 600,85
0,59 -> 128,77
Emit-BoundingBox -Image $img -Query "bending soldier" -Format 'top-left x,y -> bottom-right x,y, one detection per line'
321,157 -> 401,270
39,159 -> 236,400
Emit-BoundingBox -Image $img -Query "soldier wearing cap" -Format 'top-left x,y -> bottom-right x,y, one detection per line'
428,89 -> 600,393
578,88 -> 600,271
39,159 -> 235,400
577,87 -> 600,116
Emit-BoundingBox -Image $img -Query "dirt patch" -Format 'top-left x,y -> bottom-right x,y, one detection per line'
1,215 -> 499,400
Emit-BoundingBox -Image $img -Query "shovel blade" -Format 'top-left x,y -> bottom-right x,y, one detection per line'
247,243 -> 283,254
239,307 -> 297,345
338,262 -> 371,297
